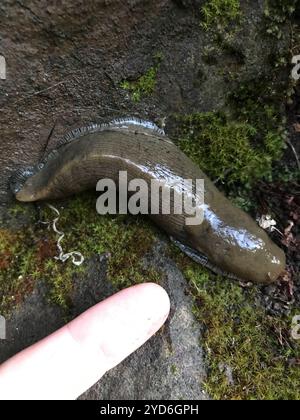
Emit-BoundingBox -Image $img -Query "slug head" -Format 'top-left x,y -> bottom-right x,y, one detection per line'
225,233 -> 287,284
10,164 -> 47,202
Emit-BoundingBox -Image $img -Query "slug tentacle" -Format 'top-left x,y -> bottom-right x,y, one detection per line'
11,118 -> 286,284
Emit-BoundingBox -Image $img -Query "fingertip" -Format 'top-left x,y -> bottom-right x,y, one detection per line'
136,282 -> 170,322
0,283 -> 171,400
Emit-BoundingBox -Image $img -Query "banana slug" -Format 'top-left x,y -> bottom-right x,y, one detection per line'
11,118 -> 286,284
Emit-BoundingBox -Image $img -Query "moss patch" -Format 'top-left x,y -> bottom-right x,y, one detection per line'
172,19 -> 298,395
121,54 -> 163,102
264,0 -> 297,39
175,58 -> 290,186
0,193 -> 160,316
176,110 -> 284,186
0,228 -> 39,315
201,0 -> 241,31
173,250 -> 300,400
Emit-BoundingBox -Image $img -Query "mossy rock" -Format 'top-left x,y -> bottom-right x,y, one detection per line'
0,193 -> 161,316
172,249 -> 300,400
176,110 -> 285,186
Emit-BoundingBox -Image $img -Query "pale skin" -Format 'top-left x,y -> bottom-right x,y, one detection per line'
0,283 -> 170,400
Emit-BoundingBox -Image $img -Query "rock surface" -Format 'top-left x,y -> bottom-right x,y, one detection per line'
0,0 -> 287,206
81,243 -> 208,400
0,239 -> 208,400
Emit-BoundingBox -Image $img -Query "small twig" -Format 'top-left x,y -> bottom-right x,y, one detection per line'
286,138 -> 300,170
41,120 -> 58,160
15,78 -> 71,103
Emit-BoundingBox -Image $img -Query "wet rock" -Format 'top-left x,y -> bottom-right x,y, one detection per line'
0,282 -> 65,364
0,252 -> 114,362
80,242 -> 208,400
0,240 -> 208,400
0,0 -> 289,206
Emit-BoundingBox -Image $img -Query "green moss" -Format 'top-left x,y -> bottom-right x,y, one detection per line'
228,187 -> 257,212
201,0 -> 241,31
172,24 -> 297,397
0,193 -> 160,316
49,194 -> 160,288
228,78 -> 286,131
172,249 -> 300,400
121,67 -> 159,102
0,227 -> 41,316
8,202 -> 30,217
121,54 -> 162,102
171,364 -> 179,375
273,167 -> 300,183
264,0 -> 297,39
176,111 -> 284,186
176,69 -> 289,188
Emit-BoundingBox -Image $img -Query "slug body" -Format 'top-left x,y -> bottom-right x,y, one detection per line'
11,118 -> 286,284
